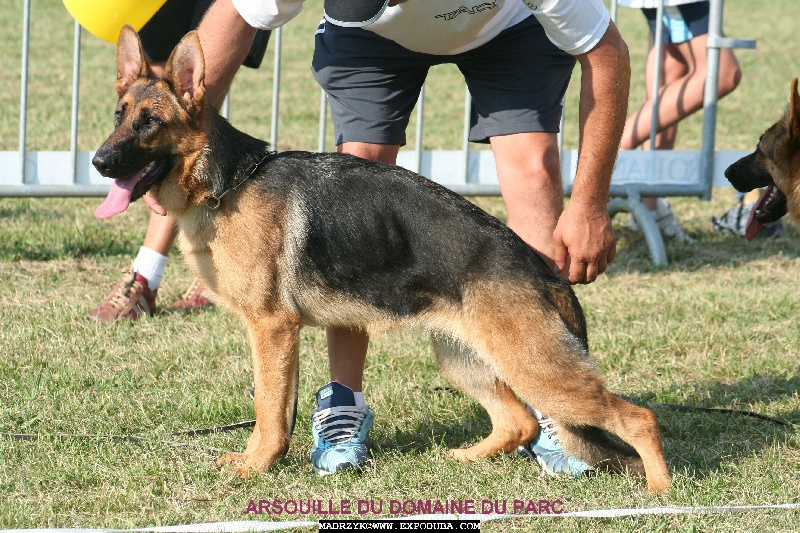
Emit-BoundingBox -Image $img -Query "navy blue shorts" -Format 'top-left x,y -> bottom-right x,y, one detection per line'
642,1 -> 710,45
312,16 -> 576,146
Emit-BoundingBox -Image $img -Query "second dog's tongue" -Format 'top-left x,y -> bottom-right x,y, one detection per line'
744,185 -> 774,241
95,178 -> 137,219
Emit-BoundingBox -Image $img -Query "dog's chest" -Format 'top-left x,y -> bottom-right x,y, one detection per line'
176,211 -> 223,295
177,196 -> 290,316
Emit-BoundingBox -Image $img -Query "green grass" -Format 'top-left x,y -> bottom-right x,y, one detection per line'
2,193 -> 800,532
2,0 -> 800,531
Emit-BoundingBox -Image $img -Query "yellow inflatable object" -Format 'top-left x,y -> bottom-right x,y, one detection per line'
63,0 -> 167,44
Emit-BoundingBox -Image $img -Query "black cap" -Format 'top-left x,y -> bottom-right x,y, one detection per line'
324,0 -> 391,27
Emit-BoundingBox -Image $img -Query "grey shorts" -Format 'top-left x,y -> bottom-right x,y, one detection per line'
312,16 -> 576,146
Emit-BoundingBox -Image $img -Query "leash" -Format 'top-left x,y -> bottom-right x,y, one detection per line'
0,419 -> 255,447
647,401 -> 791,427
3,393 -> 792,446
204,151 -> 274,210
432,387 -> 794,428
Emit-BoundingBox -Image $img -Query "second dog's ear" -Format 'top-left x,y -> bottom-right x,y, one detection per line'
164,30 -> 206,113
790,78 -> 800,142
115,25 -> 150,96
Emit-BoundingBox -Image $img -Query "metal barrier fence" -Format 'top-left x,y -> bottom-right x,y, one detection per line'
1,0 -> 754,264
600,0 -> 755,263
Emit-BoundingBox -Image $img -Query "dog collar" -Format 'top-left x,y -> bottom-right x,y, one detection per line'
205,151 -> 273,210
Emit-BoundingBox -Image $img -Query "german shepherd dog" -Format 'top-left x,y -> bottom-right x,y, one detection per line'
725,78 -> 800,239
92,26 -> 670,494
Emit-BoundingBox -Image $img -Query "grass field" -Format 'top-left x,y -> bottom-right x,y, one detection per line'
2,1 -> 800,531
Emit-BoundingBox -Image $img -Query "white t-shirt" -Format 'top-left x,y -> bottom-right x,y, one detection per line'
617,0 -> 703,8
232,0 -> 610,56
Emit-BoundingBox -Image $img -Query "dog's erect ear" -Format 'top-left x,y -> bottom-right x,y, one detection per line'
115,25 -> 150,96
164,30 -> 206,111
790,77 -> 800,142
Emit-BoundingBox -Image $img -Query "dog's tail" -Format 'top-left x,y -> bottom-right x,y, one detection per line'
559,425 -> 645,476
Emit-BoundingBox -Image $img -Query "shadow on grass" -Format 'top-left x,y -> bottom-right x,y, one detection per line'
608,226 -> 800,277
0,237 -> 140,261
370,388 -> 492,457
0,198 -> 147,261
372,374 -> 799,478
633,373 -> 800,475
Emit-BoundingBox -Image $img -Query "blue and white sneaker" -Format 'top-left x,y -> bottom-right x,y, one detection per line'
517,406 -> 591,477
310,382 -> 374,475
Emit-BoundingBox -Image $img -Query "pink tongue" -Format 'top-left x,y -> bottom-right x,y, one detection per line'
745,185 -> 773,241
94,178 -> 137,219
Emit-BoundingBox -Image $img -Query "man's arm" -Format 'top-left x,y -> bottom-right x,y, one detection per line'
552,20 -> 630,283
195,0 -> 258,108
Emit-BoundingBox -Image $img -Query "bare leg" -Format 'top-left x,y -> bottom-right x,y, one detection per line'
489,132 -> 563,267
621,35 -> 741,150
621,35 -> 739,219
628,41 -> 686,210
141,210 -> 178,255
326,326 -> 369,392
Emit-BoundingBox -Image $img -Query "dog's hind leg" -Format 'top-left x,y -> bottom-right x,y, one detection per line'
477,322 -> 670,494
459,285 -> 670,494
431,336 -> 538,461
217,309 -> 301,478
543,387 -> 669,495
555,424 -> 645,478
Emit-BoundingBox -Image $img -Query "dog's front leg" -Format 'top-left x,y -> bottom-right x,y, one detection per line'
217,310 -> 301,478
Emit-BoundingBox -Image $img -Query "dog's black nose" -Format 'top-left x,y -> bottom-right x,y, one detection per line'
92,150 -> 114,176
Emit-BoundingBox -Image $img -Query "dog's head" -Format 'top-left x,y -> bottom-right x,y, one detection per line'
93,25 -> 207,218
724,78 -> 800,239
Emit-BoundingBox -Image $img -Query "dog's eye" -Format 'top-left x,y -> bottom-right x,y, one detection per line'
114,104 -> 126,126
143,114 -> 162,128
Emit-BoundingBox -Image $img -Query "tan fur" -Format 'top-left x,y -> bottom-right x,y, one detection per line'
178,183 -> 289,316
98,26 -> 671,494
433,337 -> 540,459
450,280 -> 670,493
216,309 -> 301,478
747,79 -> 800,222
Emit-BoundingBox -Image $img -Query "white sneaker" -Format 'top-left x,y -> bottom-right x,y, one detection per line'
628,198 -> 695,243
654,198 -> 695,243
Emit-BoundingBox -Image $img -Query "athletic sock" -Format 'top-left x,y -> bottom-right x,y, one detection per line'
132,246 -> 168,290
353,391 -> 367,409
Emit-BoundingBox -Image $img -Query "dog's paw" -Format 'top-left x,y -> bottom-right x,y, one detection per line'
448,438 -> 514,462
216,452 -> 276,479
216,452 -> 243,467
448,447 -> 480,463
217,453 -> 251,479
646,477 -> 672,496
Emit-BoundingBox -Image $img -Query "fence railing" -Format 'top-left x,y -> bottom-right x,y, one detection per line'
1,0 -> 754,264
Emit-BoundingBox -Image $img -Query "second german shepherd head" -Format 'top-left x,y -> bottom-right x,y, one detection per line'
725,78 -> 800,240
